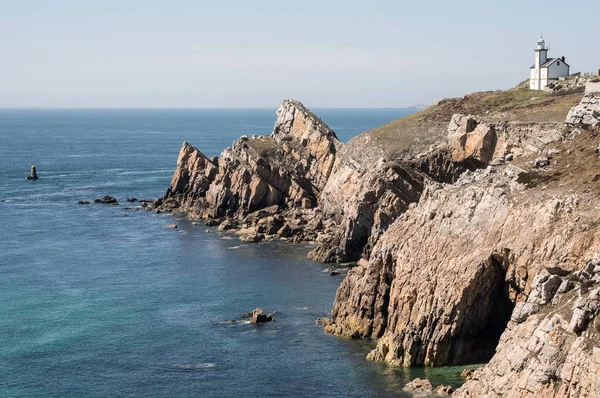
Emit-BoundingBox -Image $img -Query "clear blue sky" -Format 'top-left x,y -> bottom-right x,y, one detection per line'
1,0 -> 598,108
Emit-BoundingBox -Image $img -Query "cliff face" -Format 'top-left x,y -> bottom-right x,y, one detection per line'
325,165 -> 600,366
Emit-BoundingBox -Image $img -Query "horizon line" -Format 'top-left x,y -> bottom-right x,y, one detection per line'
0,106 -> 424,111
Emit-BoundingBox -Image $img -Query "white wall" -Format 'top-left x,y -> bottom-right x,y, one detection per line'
547,61 -> 570,79
530,68 -> 539,89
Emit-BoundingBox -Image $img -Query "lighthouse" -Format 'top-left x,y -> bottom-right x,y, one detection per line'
529,36 -> 570,90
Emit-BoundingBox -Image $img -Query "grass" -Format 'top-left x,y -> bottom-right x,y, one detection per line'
343,88 -> 584,163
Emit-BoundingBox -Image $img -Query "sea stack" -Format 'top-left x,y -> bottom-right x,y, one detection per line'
26,165 -> 38,180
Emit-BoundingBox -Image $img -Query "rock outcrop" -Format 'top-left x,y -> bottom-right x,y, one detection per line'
162,99 -> 339,218
160,99 -> 468,262
447,114 -> 564,164
566,92 -> 600,127
402,377 -> 453,396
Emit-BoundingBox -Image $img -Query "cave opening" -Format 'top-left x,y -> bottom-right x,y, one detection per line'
468,266 -> 515,364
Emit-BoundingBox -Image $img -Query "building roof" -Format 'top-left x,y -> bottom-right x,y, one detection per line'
530,57 -> 571,69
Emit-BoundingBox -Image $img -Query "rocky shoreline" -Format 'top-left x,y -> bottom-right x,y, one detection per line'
156,84 -> 600,396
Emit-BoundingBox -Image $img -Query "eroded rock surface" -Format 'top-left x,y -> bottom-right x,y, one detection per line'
163,99 -> 339,218
454,260 -> 600,397
447,114 -> 564,164
566,92 -> 600,127
325,164 -> 599,366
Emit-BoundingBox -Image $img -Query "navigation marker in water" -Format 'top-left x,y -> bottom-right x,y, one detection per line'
26,165 -> 38,180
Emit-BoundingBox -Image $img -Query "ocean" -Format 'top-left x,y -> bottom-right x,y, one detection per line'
0,108 -> 467,397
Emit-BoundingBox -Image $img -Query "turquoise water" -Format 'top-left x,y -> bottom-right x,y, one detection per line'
0,108 -> 466,397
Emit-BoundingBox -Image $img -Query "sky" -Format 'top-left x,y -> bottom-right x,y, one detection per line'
1,0 -> 598,108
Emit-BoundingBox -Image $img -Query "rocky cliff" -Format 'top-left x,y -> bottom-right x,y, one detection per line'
159,87 -> 600,395
321,90 -> 600,396
162,99 -> 339,218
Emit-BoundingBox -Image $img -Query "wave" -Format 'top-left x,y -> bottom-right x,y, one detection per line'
158,362 -> 216,373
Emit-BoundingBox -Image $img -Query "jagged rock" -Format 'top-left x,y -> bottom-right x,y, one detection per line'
448,114 -> 498,163
163,224 -> 178,229
126,197 -> 138,202
277,223 -> 292,238
460,368 -> 475,379
329,270 -> 340,276
162,100 -> 340,220
240,233 -> 264,243
77,200 -> 91,205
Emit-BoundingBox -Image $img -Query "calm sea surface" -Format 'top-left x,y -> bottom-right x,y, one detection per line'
0,108 -> 467,397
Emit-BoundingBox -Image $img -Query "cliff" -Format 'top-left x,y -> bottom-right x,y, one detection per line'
322,90 -> 600,396
160,89 -> 581,263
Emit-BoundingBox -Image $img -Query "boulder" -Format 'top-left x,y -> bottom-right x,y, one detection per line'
402,378 -> 433,395
218,219 -> 236,231
534,157 -> 550,168
240,233 -> 265,243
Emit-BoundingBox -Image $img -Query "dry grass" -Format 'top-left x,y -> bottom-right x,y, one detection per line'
515,129 -> 600,196
344,89 -> 584,164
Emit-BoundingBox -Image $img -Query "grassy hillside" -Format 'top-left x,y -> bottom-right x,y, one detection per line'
344,89 -> 584,164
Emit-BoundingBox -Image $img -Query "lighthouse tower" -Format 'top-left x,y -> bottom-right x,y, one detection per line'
530,36 -> 548,90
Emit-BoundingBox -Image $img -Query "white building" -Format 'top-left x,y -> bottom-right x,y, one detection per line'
529,36 -> 570,90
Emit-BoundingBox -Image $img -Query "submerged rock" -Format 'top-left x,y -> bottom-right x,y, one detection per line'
243,308 -> 275,324
94,195 -> 118,205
